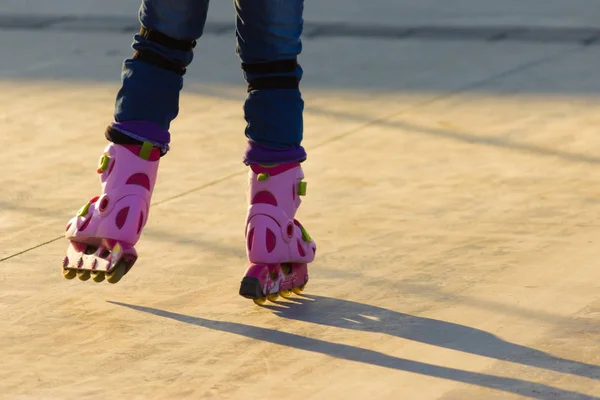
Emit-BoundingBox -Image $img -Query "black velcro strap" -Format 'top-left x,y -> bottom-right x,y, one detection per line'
133,49 -> 187,75
139,26 -> 197,51
248,76 -> 299,92
105,126 -> 167,157
242,59 -> 298,75
106,125 -> 143,145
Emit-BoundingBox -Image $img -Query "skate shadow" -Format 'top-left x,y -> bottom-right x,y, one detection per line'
262,295 -> 600,381
108,300 -> 599,400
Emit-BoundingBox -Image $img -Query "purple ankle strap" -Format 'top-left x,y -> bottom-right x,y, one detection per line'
243,140 -> 307,165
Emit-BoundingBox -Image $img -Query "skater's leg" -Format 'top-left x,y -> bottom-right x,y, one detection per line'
108,0 -> 210,154
62,0 -> 210,283
236,0 -> 316,302
235,0 -> 307,165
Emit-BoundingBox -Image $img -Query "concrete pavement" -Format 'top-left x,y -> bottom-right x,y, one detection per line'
1,2 -> 599,399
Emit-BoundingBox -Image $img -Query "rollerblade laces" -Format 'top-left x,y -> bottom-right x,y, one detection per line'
62,142 -> 160,283
239,162 -> 316,305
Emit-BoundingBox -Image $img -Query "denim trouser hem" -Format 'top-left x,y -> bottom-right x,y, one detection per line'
114,0 -> 305,162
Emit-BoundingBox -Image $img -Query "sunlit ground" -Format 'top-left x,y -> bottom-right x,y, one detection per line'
1,24 -> 599,400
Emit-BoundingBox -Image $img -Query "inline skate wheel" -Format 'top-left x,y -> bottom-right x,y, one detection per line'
253,298 -> 266,306
280,290 -> 292,298
77,270 -> 91,281
91,271 -> 105,283
266,293 -> 279,302
106,261 -> 127,284
292,285 -> 305,295
62,268 -> 76,280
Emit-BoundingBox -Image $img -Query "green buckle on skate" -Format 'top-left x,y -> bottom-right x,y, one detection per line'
77,201 -> 92,217
97,154 -> 110,173
299,224 -> 312,242
257,173 -> 270,181
139,141 -> 153,161
298,181 -> 307,196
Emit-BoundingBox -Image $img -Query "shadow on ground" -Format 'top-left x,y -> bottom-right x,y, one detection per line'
265,295 -> 600,380
109,298 -> 599,400
2,14 -> 600,45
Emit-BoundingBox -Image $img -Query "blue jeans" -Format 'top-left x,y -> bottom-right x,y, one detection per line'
114,0 -> 306,162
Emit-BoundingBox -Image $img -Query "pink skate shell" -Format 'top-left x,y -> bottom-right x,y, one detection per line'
245,163 -> 316,264
65,143 -> 160,247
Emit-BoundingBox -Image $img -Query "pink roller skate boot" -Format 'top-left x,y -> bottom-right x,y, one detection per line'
239,162 -> 316,305
62,141 -> 160,283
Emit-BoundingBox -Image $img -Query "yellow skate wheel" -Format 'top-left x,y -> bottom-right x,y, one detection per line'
266,293 -> 279,302
91,271 -> 105,283
280,290 -> 292,298
253,298 -> 266,306
106,262 -> 126,284
77,270 -> 91,281
62,268 -> 76,280
292,285 -> 306,295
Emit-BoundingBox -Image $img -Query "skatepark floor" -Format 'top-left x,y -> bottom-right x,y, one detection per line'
1,1 -> 599,399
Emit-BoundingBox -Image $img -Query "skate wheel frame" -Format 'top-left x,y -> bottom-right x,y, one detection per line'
239,263 -> 309,306
62,241 -> 136,284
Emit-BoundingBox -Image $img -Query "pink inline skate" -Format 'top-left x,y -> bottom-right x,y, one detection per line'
62,141 -> 160,283
239,162 -> 316,305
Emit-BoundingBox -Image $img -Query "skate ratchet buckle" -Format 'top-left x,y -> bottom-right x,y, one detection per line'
62,240 -> 137,284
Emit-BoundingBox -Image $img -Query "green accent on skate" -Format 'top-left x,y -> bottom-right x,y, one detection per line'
77,201 -> 92,217
139,141 -> 153,160
97,154 -> 110,173
298,181 -> 307,196
258,164 -> 277,168
257,172 -> 270,181
299,224 -> 312,242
